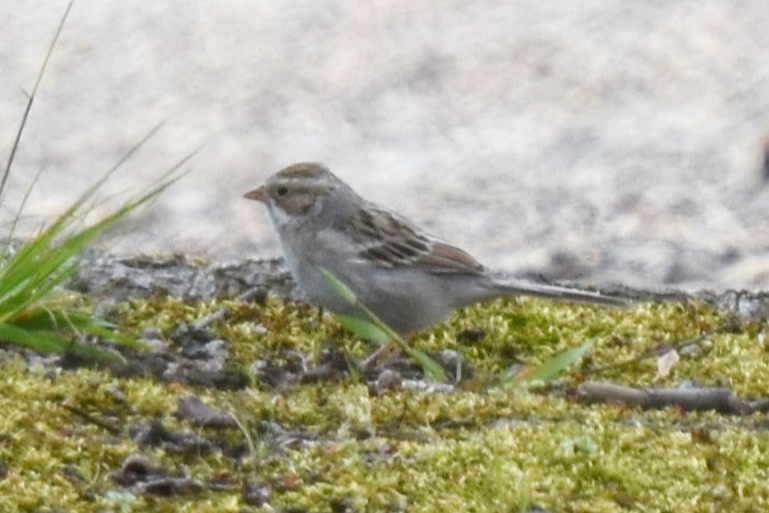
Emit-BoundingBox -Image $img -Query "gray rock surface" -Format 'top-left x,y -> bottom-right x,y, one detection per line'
68,249 -> 769,322
3,1 -> 769,290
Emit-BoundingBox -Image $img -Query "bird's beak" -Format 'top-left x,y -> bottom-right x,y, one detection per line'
244,186 -> 267,202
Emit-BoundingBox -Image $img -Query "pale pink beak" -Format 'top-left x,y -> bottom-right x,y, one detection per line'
244,186 -> 268,202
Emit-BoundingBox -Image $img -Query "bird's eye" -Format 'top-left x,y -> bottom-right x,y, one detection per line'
276,186 -> 288,197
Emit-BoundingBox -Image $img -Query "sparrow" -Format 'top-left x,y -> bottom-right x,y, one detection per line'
245,162 -> 625,341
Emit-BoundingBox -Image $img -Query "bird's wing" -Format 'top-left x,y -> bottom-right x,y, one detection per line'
348,204 -> 485,275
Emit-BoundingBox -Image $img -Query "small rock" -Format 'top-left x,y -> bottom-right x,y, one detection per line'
176,394 -> 236,429
242,479 -> 272,506
374,369 -> 402,393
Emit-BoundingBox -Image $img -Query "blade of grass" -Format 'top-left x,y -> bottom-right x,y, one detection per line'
4,165 -> 46,255
0,321 -> 71,353
0,0 -> 75,204
505,341 -> 592,386
0,320 -> 123,363
334,314 -> 390,344
12,304 -> 142,350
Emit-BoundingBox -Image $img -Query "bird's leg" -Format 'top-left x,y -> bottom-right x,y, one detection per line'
361,341 -> 394,371
360,333 -> 411,371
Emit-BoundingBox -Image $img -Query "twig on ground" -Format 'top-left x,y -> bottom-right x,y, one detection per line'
192,286 -> 265,331
576,381 -> 769,414
63,403 -> 124,435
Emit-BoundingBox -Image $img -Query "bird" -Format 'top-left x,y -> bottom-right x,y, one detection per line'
245,162 -> 625,363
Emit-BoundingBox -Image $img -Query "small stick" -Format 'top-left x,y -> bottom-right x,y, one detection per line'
577,381 -> 749,414
192,286 -> 264,331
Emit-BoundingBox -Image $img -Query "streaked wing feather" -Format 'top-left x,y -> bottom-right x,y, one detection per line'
350,204 -> 484,275
418,241 -> 484,274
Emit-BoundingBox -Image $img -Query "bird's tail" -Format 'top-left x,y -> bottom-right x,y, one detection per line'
494,279 -> 629,308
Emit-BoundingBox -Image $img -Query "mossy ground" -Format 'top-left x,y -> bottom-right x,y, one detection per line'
1,295 -> 768,512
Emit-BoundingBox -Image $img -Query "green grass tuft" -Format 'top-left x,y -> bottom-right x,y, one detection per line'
0,0 -> 193,361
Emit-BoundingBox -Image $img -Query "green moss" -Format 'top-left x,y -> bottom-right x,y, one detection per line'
1,294 -> 767,512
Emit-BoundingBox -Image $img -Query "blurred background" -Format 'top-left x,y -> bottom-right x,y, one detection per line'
2,0 -> 768,290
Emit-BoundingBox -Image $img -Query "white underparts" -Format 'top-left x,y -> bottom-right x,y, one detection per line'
268,203 -> 292,229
